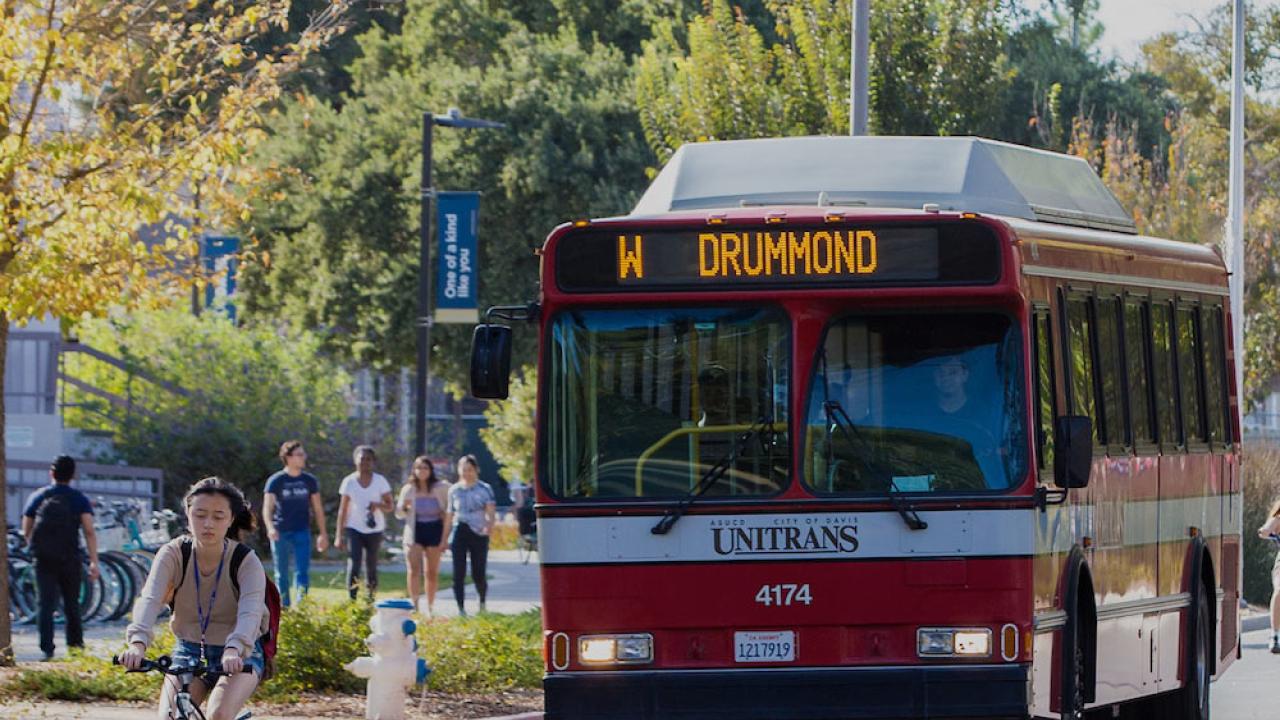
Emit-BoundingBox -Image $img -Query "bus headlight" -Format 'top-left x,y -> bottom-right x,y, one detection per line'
954,630 -> 991,656
578,634 -> 654,665
917,628 -> 992,657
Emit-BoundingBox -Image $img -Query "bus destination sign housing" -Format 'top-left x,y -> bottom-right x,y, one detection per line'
555,221 -> 1001,292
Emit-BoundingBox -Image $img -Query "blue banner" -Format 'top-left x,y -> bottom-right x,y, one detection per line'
202,235 -> 238,321
435,191 -> 480,324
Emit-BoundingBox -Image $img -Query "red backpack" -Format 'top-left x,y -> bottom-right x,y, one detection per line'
175,538 -> 283,680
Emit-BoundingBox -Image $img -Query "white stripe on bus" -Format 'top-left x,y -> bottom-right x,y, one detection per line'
538,493 -> 1240,565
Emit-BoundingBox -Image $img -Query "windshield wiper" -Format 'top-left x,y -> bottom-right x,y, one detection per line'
651,416 -> 772,535
823,395 -> 928,532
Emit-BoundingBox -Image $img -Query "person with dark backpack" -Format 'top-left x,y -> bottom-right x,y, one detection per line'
21,455 -> 100,661
121,478 -> 279,719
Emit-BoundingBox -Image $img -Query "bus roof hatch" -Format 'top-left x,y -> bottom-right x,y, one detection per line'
631,136 -> 1137,234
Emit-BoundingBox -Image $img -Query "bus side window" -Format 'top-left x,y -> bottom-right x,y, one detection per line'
1123,299 -> 1154,446
1063,294 -> 1100,445
1176,303 -> 1206,446
1200,304 -> 1229,446
1150,300 -> 1181,448
1032,308 -> 1056,470
1096,295 -> 1125,448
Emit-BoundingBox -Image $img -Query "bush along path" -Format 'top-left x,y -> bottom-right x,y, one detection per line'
0,601 -> 546,716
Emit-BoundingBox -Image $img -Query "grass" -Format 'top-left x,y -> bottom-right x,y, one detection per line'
299,568 -> 484,606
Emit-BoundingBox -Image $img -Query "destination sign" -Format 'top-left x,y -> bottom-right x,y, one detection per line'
555,222 -> 1000,291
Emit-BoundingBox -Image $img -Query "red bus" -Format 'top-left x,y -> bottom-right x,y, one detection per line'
471,136 -> 1241,720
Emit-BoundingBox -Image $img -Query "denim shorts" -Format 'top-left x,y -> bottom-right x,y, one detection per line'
172,638 -> 265,684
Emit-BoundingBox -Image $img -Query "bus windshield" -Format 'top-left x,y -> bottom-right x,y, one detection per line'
544,307 -> 790,500
804,313 -> 1027,494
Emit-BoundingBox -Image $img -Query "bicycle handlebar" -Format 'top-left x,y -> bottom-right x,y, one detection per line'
112,654 -> 249,676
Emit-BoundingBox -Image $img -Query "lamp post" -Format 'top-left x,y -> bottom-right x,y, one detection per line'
849,0 -> 869,136
417,108 -> 506,456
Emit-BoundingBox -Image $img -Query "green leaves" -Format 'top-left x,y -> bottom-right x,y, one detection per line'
63,308 -> 356,502
479,365 -> 536,487
636,0 -> 1015,157
238,1 -> 656,381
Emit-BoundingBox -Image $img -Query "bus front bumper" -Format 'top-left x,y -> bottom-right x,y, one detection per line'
544,664 -> 1030,720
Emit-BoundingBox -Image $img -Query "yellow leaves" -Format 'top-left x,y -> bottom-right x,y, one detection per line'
0,0 -> 358,325
219,44 -> 245,68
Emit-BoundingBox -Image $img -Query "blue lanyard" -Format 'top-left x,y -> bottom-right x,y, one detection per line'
192,540 -> 228,662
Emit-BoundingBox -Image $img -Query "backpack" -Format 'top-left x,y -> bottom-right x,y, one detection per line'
30,490 -> 82,560
172,538 -> 283,680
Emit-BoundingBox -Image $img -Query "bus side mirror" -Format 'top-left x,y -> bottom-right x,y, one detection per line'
1053,415 -> 1093,489
471,324 -> 512,399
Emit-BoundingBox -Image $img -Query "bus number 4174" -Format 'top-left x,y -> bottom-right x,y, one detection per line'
755,584 -> 812,607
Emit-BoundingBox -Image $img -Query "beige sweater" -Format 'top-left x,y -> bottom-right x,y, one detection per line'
127,537 -> 267,655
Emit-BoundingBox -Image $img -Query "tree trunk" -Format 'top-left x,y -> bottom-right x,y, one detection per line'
0,311 -> 13,665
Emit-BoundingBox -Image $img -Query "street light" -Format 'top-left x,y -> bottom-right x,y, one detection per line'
417,108 -> 506,456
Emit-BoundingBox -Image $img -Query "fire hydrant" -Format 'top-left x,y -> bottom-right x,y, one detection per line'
344,598 -> 431,720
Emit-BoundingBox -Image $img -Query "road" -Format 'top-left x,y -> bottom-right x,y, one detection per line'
1211,621 -> 1278,720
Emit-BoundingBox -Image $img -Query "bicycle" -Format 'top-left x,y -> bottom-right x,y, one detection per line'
112,654 -> 254,720
515,502 -> 537,565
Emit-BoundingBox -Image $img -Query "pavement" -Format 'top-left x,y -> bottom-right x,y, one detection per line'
1212,623 -> 1280,720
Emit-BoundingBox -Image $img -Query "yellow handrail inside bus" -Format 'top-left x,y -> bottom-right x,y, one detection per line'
634,423 -> 785,496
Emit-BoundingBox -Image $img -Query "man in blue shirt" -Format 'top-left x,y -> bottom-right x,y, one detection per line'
262,440 -> 329,606
21,455 -> 100,660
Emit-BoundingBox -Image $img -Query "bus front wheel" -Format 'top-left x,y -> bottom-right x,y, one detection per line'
1170,583 -> 1212,720
1062,613 -> 1087,720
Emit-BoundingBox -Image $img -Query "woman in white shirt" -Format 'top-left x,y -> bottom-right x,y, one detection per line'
394,456 -> 451,616
334,445 -> 393,600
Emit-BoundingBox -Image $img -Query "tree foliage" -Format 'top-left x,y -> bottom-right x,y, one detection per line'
65,309 -> 364,504
635,0 -> 1015,159
237,0 -> 658,380
1000,18 -> 1174,152
0,0 -> 354,664
478,366 -> 537,486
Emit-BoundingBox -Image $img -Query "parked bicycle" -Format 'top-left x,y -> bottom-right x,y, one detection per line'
6,499 -> 182,625
515,500 -> 537,565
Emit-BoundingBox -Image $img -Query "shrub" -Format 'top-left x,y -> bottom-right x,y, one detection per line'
1244,442 -> 1280,604
419,609 -> 543,693
1,602 -> 543,703
0,628 -> 174,702
265,596 -> 374,699
489,522 -> 519,551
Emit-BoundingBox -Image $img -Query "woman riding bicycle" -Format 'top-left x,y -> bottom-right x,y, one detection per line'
120,478 -> 269,720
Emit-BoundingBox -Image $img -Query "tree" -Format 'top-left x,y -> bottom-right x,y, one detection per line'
635,0 -> 1014,159
0,0 -> 353,664
64,308 -> 367,504
999,18 -> 1174,153
1045,0 -> 1102,50
237,0 -> 656,381
479,365 -> 536,488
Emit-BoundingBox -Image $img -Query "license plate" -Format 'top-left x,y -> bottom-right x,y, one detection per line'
734,630 -> 796,663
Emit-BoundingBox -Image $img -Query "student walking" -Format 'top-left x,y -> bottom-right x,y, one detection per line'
334,446 -> 393,600
120,478 -> 269,720
1259,500 -> 1280,653
448,455 -> 496,616
262,440 -> 329,607
21,455 -> 100,660
394,456 -> 451,616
